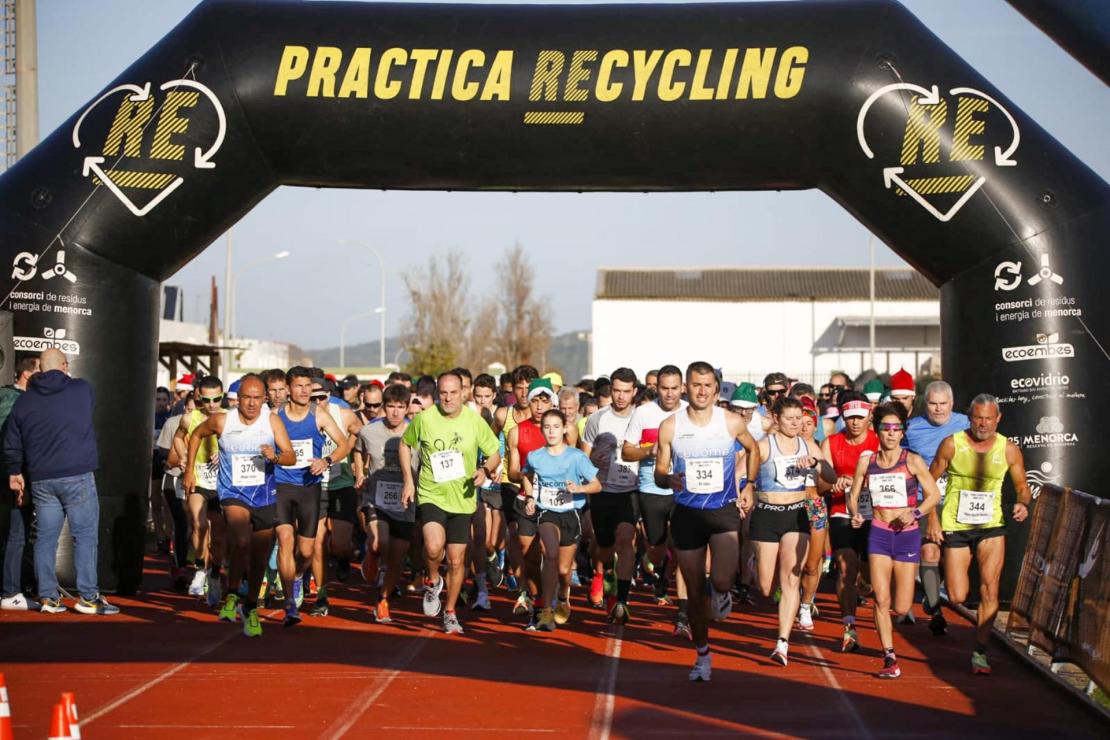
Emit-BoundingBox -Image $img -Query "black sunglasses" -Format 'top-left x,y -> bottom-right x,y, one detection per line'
365,402 -> 383,409
765,388 -> 786,396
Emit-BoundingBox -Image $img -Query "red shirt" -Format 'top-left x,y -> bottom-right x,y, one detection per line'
827,429 -> 879,517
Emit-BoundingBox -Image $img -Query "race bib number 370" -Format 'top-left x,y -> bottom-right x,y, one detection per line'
232,454 -> 265,487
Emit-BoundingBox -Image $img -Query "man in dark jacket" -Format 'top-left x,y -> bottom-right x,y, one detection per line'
5,349 -> 119,615
0,356 -> 40,610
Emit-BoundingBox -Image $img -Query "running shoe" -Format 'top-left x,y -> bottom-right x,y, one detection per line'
589,572 -> 605,608
929,612 -> 948,636
570,570 -> 582,588
841,626 -> 860,653
0,593 -> 40,611
608,600 -> 630,625
772,586 -> 782,604
307,599 -> 330,617
293,577 -> 304,609
243,607 -> 262,637
443,611 -> 464,635
878,655 -> 901,679
689,653 -> 712,682
708,582 -> 732,622
75,594 -> 120,615
206,573 -> 223,609
506,574 -> 519,591
513,591 -> 534,616
796,603 -> 815,632
771,640 -> 789,667
809,599 -> 820,617
283,603 -> 301,628
486,553 -> 504,588
218,593 -> 240,622
554,598 -> 572,625
472,589 -> 491,611
374,599 -> 392,624
898,609 -> 916,626
39,597 -> 67,614
971,652 -> 992,675
361,552 -> 380,585
188,569 -> 206,596
536,607 -> 556,632
423,577 -> 444,617
733,582 -> 755,606
603,566 -> 617,597
673,613 -> 692,641
653,571 -> 669,604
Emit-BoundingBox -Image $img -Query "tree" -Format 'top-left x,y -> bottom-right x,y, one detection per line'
401,252 -> 470,376
490,243 -> 553,369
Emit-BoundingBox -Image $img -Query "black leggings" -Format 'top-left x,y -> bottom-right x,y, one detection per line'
161,486 -> 189,569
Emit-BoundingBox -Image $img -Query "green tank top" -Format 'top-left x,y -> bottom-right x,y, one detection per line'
942,431 -> 1008,531
322,402 -> 355,491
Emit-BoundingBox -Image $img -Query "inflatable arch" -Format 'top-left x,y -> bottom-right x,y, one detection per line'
0,0 -> 1105,591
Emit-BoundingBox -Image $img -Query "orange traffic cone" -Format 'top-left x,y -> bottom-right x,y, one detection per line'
0,672 -> 13,740
47,702 -> 70,740
60,692 -> 81,739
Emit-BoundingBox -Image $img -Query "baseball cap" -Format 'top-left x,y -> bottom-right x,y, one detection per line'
841,399 -> 872,418
227,378 -> 241,400
542,371 -> 564,388
762,372 -> 790,389
527,378 -> 556,402
730,382 -> 759,409
719,380 -> 737,402
890,368 -> 915,397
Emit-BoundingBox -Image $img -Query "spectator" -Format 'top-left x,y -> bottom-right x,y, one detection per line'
1,356 -> 42,610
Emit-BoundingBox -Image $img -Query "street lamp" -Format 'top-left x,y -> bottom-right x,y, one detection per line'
339,307 -> 384,369
223,236 -> 290,344
337,239 -> 387,368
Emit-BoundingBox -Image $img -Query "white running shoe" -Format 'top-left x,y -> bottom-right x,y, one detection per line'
708,582 -> 732,622
188,569 -> 207,597
689,653 -> 712,682
423,577 -> 444,617
771,640 -> 789,667
472,589 -> 491,611
206,573 -> 223,609
1,593 -> 40,611
443,611 -> 464,634
797,603 -> 815,631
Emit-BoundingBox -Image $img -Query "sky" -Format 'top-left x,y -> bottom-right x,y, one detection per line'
33,0 -> 1110,351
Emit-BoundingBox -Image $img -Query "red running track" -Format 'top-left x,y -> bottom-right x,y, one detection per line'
1,560 -> 1105,739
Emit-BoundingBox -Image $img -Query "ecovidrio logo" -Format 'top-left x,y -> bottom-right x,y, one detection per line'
1001,332 -> 1074,363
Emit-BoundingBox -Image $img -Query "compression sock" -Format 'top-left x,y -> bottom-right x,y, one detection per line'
921,564 -> 942,614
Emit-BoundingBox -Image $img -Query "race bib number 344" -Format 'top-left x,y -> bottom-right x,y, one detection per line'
957,490 -> 995,525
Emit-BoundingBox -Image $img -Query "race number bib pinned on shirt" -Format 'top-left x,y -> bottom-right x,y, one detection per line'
282,439 -> 314,469
857,487 -> 874,519
957,490 -> 995,525
375,480 -> 404,512
195,461 -> 218,489
774,456 -> 807,489
870,473 -> 909,508
232,454 -> 265,487
606,457 -> 637,488
537,484 -> 571,509
686,458 -> 724,494
431,449 -> 466,484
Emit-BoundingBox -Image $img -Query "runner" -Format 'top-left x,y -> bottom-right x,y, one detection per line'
173,376 -> 227,604
929,394 -> 1031,675
273,367 -> 352,626
521,408 -> 601,631
655,362 -> 760,681
820,390 -> 879,652
264,369 -> 289,411
400,371 -> 500,634
728,382 -> 761,607
797,395 -> 833,632
472,373 -> 506,596
357,382 -> 385,423
848,403 -> 941,678
889,368 -> 915,417
494,365 -> 539,596
184,374 -> 296,637
752,396 -> 819,666
353,382 -> 418,624
644,370 -> 659,392
581,367 -> 640,624
905,380 -> 969,636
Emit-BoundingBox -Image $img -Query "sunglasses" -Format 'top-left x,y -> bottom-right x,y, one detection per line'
765,388 -> 786,396
310,394 -> 329,402
365,402 -> 383,409
878,422 -> 904,432
199,395 -> 223,404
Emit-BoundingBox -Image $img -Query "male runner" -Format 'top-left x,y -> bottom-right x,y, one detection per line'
184,375 -> 296,637
358,383 -> 385,423
472,373 -> 506,595
274,367 -> 351,626
655,361 -> 760,681
889,368 -> 915,417
929,394 -> 1030,675
264,369 -> 289,411
401,372 -> 500,634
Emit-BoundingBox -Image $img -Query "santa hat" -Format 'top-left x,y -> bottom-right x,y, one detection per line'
176,373 -> 194,391
890,368 -> 915,397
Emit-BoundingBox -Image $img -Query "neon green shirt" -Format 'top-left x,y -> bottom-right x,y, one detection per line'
403,404 -> 499,514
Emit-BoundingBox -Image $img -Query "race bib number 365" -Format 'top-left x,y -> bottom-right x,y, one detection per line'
281,438 -> 313,469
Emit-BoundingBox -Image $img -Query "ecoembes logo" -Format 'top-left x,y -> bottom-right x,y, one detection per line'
1001,332 -> 1074,363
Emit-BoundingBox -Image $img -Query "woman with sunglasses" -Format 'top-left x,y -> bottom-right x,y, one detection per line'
848,403 -> 941,679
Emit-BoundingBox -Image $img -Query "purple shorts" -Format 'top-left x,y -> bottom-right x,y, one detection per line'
868,521 -> 921,563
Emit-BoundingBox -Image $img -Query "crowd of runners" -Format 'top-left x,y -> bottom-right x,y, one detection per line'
137,361 -> 1033,682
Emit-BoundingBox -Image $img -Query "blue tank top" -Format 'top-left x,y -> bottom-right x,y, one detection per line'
275,404 -> 325,486
672,407 -> 737,510
218,406 -> 277,507
757,434 -> 815,493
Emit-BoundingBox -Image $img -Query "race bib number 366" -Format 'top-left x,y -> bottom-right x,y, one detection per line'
870,473 -> 908,509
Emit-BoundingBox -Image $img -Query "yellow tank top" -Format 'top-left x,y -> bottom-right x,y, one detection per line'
188,408 -> 219,465
500,406 -> 527,484
942,431 -> 1008,531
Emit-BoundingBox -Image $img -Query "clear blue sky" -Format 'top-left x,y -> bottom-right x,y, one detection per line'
35,0 -> 1109,351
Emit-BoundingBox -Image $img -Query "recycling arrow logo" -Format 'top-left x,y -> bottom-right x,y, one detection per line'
71,79 -> 226,217
856,83 -> 1019,222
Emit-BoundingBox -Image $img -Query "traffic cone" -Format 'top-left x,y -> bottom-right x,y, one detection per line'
60,692 -> 80,739
47,702 -> 70,740
0,672 -> 13,740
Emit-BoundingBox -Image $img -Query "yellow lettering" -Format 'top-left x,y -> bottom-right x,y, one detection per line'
716,48 -> 738,99
899,96 -> 948,165
274,45 -> 310,96
307,46 -> 344,97
430,49 -> 454,100
736,47 -> 775,99
408,49 -> 439,100
101,96 -> 154,158
480,50 -> 513,101
453,49 -> 485,101
690,49 -> 715,100
950,96 -> 989,161
658,49 -> 691,102
564,50 -> 597,102
773,46 -> 808,98
529,50 -> 564,102
337,48 -> 372,98
596,50 -> 628,102
631,50 -> 663,101
374,48 -> 407,99
149,90 -> 198,161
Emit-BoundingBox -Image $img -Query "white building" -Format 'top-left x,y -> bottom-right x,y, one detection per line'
156,318 -> 294,389
591,267 -> 940,385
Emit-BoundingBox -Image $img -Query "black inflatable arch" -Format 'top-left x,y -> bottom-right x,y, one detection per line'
1,0 -> 1106,592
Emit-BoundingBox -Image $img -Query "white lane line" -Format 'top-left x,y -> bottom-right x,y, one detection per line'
802,641 -> 874,740
318,630 -> 432,740
381,728 -> 555,733
588,625 -> 624,740
118,724 -> 295,729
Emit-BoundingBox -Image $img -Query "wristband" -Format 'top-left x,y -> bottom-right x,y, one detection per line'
324,455 -> 333,465
913,508 -> 923,520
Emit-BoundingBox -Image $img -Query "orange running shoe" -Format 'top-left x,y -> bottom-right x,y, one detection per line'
589,572 -> 604,607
